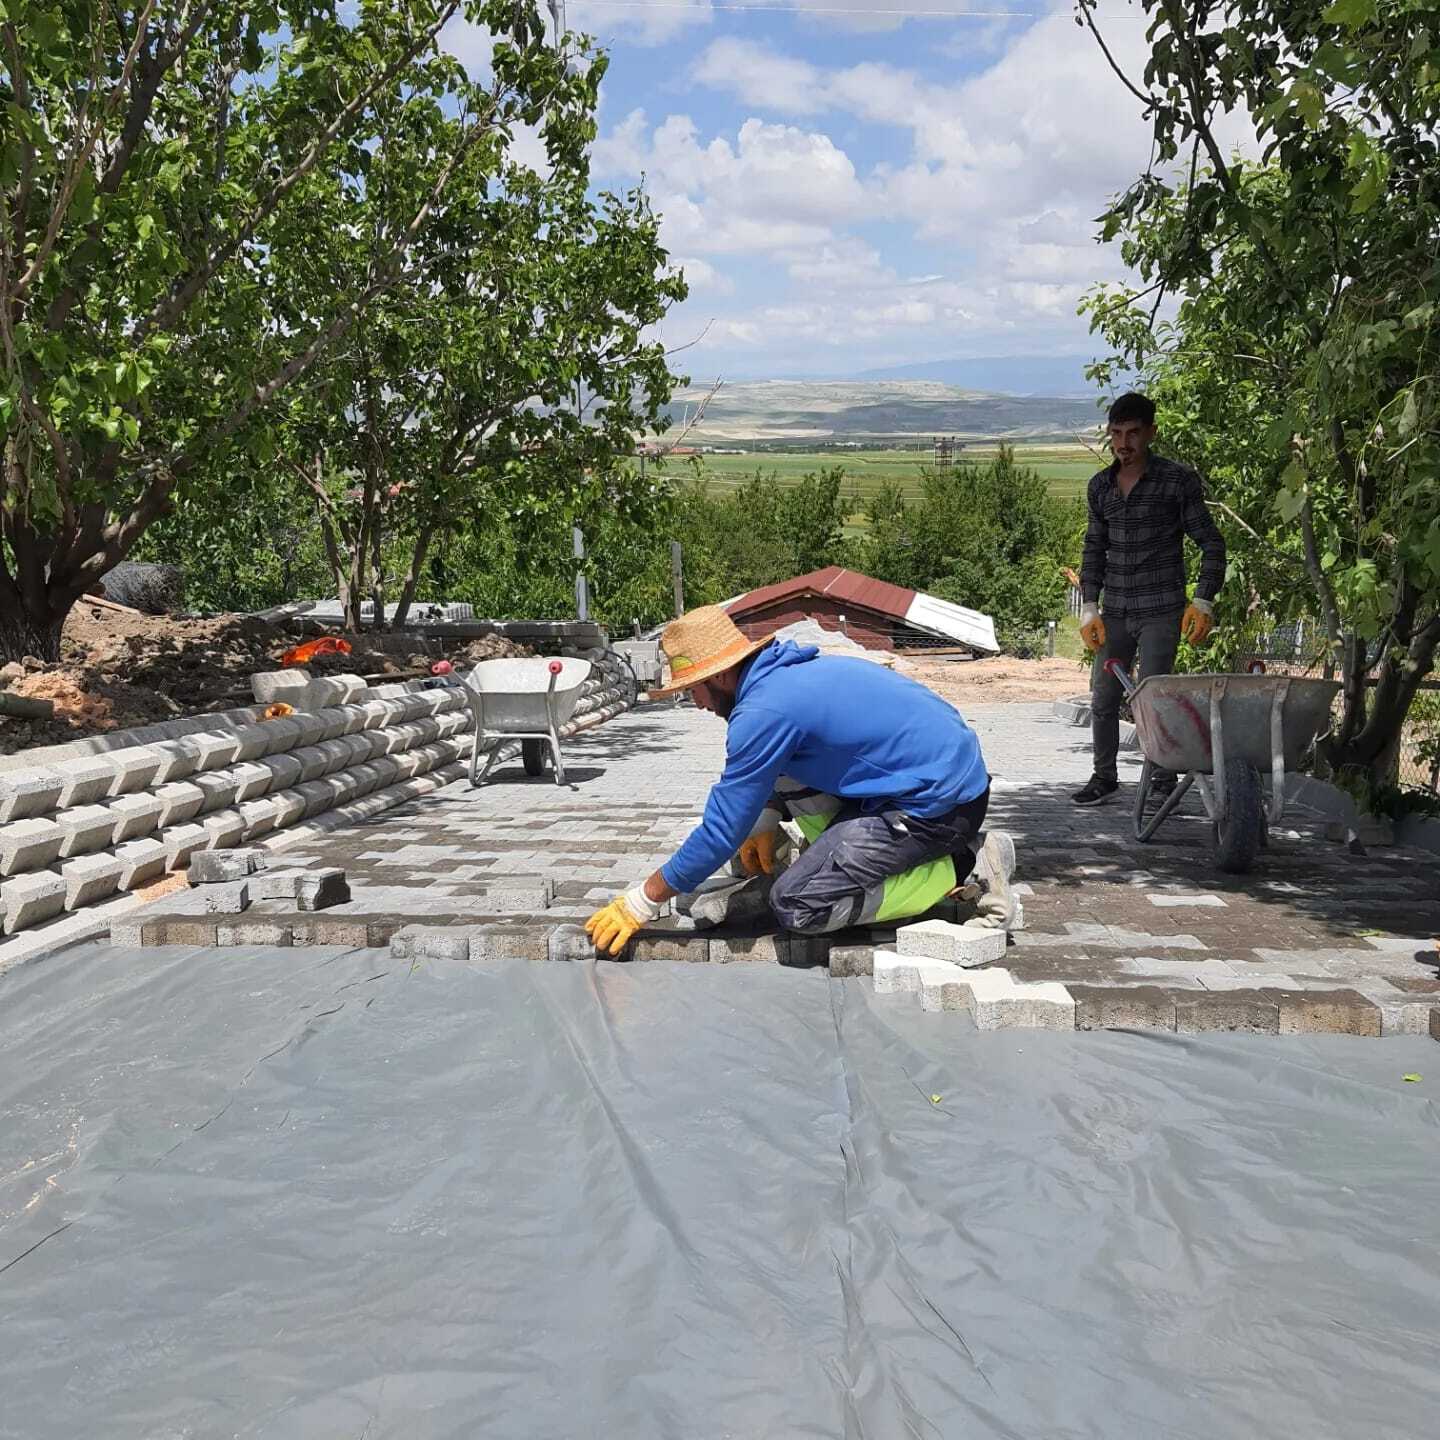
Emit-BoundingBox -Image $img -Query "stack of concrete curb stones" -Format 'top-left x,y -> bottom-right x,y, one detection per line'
0,656 -> 634,962
1052,693 -> 1141,750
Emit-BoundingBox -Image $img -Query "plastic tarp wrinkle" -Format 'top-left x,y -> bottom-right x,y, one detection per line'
2,942 -> 1438,1439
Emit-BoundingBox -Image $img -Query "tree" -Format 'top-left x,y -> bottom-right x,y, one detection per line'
0,0 -> 586,659
1079,0 -> 1440,791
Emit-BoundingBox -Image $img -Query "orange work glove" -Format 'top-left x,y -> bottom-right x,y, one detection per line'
1079,603 -> 1106,652
585,883 -> 663,956
1181,600 -> 1215,646
738,830 -> 779,876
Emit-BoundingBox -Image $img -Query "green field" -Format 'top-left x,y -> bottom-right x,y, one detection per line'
685,442 -> 1098,505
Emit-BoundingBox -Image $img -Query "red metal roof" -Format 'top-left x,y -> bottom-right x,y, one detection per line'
726,567 -> 918,621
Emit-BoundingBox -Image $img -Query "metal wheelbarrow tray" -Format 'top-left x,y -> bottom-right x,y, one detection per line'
463,658 -> 592,786
1106,665 -> 1341,873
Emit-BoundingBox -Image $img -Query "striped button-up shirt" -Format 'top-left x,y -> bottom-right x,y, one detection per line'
1080,453 -> 1226,617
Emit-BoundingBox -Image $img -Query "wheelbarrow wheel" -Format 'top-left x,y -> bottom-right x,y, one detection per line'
1214,761 -> 1263,873
521,738 -> 550,777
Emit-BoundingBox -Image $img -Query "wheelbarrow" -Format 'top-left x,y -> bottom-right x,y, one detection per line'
462,657 -> 592,786
1105,662 -> 1341,873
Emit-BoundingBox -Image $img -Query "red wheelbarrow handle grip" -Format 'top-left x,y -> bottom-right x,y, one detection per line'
1104,658 -> 1138,696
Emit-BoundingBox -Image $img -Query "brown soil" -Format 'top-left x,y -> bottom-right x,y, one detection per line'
899,653 -> 1088,708
0,605 -> 531,754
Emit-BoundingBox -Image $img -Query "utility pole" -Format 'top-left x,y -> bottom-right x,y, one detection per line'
574,526 -> 589,621
671,541 -> 685,618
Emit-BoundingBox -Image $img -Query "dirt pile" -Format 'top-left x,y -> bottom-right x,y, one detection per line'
901,653 -> 1086,707
457,633 -> 534,664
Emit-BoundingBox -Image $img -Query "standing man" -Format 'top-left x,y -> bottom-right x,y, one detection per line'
1071,392 -> 1227,806
585,605 -> 1017,955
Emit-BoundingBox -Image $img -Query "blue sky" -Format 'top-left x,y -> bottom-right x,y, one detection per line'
444,2 -> 1182,381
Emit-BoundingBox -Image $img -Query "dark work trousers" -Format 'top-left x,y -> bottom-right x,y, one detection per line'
1090,609 -> 1182,783
769,786 -> 991,934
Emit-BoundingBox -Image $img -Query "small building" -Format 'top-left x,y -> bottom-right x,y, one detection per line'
725,566 -> 998,655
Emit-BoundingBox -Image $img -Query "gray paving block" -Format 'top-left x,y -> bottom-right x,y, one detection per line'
152,780 -> 205,828
1175,990 -> 1281,1034
547,924 -> 596,962
828,944 -> 875,978
185,731 -> 243,772
230,761 -> 275,803
312,707 -> 352,741
0,817 -> 64,877
252,669 -> 311,705
0,769 -> 64,823
160,821 -> 208,871
103,746 -> 163,797
249,867 -> 307,901
190,847 -> 266,882
256,715 -> 305,755
107,793 -> 164,844
1,871 -> 66,934
228,724 -> 275,762
896,919 -> 1007,967
258,752 -> 303,791
216,920 -> 294,946
57,804 -> 116,858
296,868 -> 349,911
149,737 -> 203,784
200,880 -> 250,913
193,770 -> 241,813
57,757 -> 117,808
200,809 -> 247,850
1070,984 -> 1179,1032
477,878 -> 554,913
59,853 -> 124,910
114,837 -> 168,890
269,790 -> 307,829
469,924 -> 549,962
108,918 -> 147,947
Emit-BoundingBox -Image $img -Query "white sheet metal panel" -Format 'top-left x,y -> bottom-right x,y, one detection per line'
904,592 -> 999,653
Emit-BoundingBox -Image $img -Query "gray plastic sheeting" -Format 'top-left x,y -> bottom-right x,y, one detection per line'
2,940 -> 1438,1439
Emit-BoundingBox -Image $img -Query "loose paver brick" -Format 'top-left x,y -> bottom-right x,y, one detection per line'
107,793 -> 164,844
59,853 -> 124,910
57,758 -> 118,809
154,781 -> 206,828
189,848 -> 266,883
1,871 -> 66,934
200,881 -> 250,914
828,945 -> 875,978
896,918 -> 1007,967
114,838 -> 168,891
57,804 -> 118,858
0,817 -> 64,877
296,868 -> 349,911
0,770 -> 64,823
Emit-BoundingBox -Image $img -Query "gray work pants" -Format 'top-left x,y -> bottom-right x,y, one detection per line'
768,788 -> 990,934
1090,610 -> 1182,783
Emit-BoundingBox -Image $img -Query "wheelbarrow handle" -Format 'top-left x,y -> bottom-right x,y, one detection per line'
1104,658 -> 1138,697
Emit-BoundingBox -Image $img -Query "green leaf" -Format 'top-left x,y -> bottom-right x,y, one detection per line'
1402,1073 -> 1422,1083
1323,0 -> 1377,27
1321,550 -> 1337,572
1292,81 -> 1324,129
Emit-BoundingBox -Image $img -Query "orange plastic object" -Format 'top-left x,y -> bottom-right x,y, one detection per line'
263,702 -> 295,720
280,636 -> 353,666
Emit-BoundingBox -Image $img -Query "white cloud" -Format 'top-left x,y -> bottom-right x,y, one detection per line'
690,38 -> 825,115
672,257 -> 734,295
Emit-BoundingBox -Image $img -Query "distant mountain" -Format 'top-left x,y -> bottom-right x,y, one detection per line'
664,379 -> 1100,444
850,355 -> 1104,397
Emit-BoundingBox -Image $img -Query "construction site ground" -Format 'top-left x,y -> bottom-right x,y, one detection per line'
3,693 -> 1438,1437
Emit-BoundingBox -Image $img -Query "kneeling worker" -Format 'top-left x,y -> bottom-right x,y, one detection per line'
586,606 -> 1016,956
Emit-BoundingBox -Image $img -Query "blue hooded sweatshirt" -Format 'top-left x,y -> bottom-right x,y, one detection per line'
661,641 -> 989,894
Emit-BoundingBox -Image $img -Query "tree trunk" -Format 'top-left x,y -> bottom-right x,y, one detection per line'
0,583 -> 67,663
392,521 -> 436,631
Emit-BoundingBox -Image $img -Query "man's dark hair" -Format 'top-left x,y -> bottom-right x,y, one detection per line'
1107,391 -> 1156,427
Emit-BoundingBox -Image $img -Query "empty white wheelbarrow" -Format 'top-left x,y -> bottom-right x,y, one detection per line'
462,657 -> 592,786
1107,663 -> 1341,873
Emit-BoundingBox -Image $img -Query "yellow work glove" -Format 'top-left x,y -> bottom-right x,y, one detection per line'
1079,602 -> 1106,652
738,830 -> 780,876
1181,599 -> 1215,646
585,883 -> 663,956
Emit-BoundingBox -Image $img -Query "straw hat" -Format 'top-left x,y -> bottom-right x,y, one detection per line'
649,605 -> 775,697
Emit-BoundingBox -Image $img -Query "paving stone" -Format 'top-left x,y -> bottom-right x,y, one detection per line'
113,838 -> 168,891
108,918 -> 147,947
160,822 -> 209,871
185,732 -> 242,772
1431,1007 -> 1440,1043
56,804 -> 117,858
896,918 -> 1007,967
828,944 -> 875,977
229,761 -> 275,803
1,871 -> 66,934
469,924 -> 550,962
1175,989 -> 1281,1034
873,950 -> 955,995
296,868 -> 349,911
200,880 -> 250,913
1147,894 -> 1228,908
215,920 -> 294,946
107,793 -> 164,843
0,817 -> 64,876
239,796 -> 282,840
632,933 -> 710,962
55,757 -> 119,808
154,780 -> 206,828
252,669 -> 312,705
477,878 -> 554,913
59,853 -> 124,910
709,932 -> 788,963
149,738 -> 203,784
269,790 -> 307,829
1114,957 -> 1239,981
0,769 -> 64,823
190,848 -> 267,882
248,867 -> 306,901
142,917 -> 219,946
103,747 -> 163,797
548,924 -> 597,962
193,770 -> 241,813
919,966 -> 1076,1029
201,809 -> 247,850
1070,985 -> 1179,1032
1266,987 -> 1382,1037
259,752 -> 304,791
